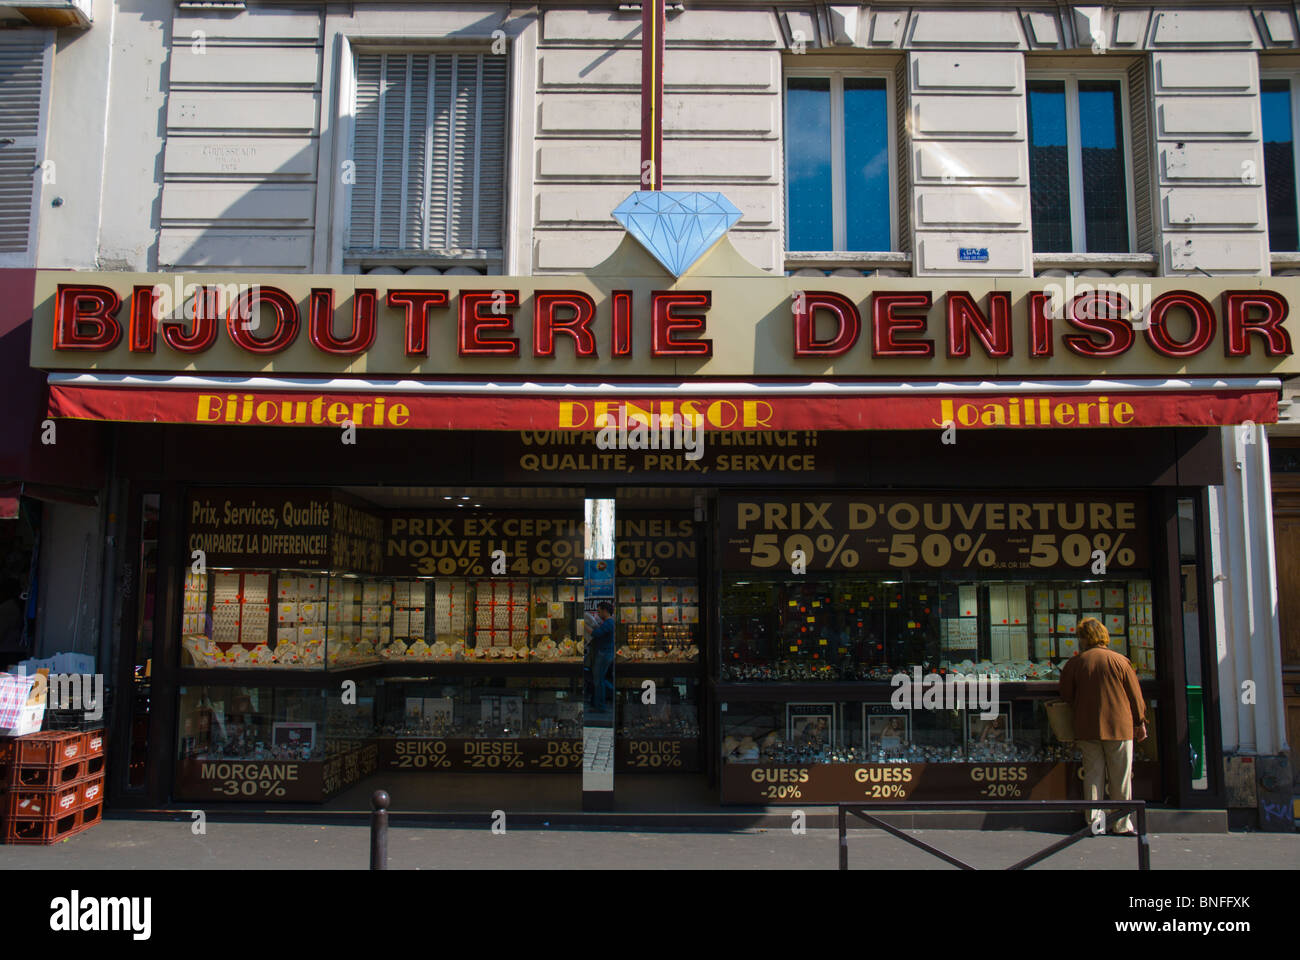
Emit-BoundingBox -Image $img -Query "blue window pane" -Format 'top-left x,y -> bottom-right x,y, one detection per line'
1028,80 -> 1071,252
1262,79 -> 1298,251
1078,80 -> 1128,252
786,77 -> 832,250
844,78 -> 890,251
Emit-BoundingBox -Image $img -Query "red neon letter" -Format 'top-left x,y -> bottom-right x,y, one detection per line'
459,290 -> 520,357
945,291 -> 1012,359
1223,291 -> 1291,357
611,290 -> 633,357
650,291 -> 712,357
308,288 -> 377,355
227,286 -> 299,354
1062,291 -> 1134,358
129,285 -> 158,353
1028,292 -> 1054,358
53,284 -> 121,351
534,291 -> 598,358
386,290 -> 449,357
1143,291 -> 1215,358
871,292 -> 933,358
793,292 -> 861,357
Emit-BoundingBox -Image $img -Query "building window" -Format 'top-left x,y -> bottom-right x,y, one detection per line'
348,51 -> 508,265
784,71 -> 894,252
1261,77 -> 1299,252
1027,75 -> 1132,254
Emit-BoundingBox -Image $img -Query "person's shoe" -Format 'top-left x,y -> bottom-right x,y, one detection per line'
1110,825 -> 1138,836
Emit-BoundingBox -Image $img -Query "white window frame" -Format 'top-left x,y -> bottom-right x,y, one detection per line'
1259,69 -> 1300,252
0,32 -> 53,269
782,66 -> 898,253
334,40 -> 511,274
1025,69 -> 1137,254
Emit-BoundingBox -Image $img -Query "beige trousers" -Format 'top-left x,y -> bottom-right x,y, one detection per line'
1077,739 -> 1134,833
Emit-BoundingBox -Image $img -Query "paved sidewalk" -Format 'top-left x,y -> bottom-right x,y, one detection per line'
1,817 -> 1295,869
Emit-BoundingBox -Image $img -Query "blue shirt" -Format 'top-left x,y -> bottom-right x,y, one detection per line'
592,616 -> 615,653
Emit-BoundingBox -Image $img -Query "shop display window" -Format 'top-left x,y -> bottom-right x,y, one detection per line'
177,686 -> 327,763
614,677 -> 702,771
181,568 -> 603,668
614,579 -> 701,663
720,576 -> 1156,681
721,698 -> 1160,766
373,677 -> 583,738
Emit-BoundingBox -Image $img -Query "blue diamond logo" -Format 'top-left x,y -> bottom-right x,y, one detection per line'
611,191 -> 743,276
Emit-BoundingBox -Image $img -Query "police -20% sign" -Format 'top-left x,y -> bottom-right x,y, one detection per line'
742,531 -> 1134,569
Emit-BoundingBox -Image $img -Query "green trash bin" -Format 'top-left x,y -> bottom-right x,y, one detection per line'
1187,685 -> 1204,780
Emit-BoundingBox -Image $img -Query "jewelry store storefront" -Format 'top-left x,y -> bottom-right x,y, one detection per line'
32,255 -> 1291,812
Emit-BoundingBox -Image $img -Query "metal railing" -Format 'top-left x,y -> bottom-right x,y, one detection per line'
837,800 -> 1149,870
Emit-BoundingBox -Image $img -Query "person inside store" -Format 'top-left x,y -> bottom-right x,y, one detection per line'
1059,617 -> 1147,836
586,602 -> 616,713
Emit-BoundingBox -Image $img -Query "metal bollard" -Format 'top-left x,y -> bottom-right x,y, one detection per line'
370,790 -> 389,870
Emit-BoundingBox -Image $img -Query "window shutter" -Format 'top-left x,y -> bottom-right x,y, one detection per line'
350,53 -> 382,249
350,51 -> 507,254
1127,57 -> 1154,254
476,56 -> 508,250
894,57 -> 911,255
0,37 -> 49,265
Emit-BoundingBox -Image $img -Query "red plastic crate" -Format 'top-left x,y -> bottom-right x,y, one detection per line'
81,730 -> 105,758
83,755 -> 105,778
3,782 -> 80,820
16,731 -> 83,766
72,801 -> 102,834
3,808 -> 80,844
11,758 -> 85,790
75,773 -> 104,810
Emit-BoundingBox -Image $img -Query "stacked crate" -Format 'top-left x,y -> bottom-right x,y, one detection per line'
1,729 -> 105,844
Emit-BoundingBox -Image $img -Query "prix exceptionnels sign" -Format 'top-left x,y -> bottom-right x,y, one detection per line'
32,274 -> 1299,376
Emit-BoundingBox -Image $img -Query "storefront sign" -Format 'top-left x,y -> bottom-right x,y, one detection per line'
385,510 -> 697,579
176,758 -> 324,802
187,488 -> 332,568
721,760 -> 1160,804
33,272 -> 1300,378
331,495 -> 384,575
377,737 -> 584,771
323,742 -> 379,796
497,430 -> 833,481
187,488 -> 384,573
46,382 -> 1278,431
615,737 -> 700,771
722,493 -> 1149,573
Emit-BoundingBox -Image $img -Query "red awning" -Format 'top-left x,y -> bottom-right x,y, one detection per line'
45,375 -> 1280,431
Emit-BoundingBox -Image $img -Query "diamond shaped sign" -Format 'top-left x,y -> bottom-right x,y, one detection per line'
611,191 -> 743,276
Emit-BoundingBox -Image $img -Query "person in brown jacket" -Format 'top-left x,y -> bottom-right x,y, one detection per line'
1059,617 -> 1147,835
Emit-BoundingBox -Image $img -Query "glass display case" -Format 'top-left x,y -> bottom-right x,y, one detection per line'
614,579 -> 701,663
368,676 -> 585,772
718,695 -> 1161,802
175,685 -> 330,802
179,567 -> 594,668
615,676 -> 702,771
720,576 -> 1157,681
